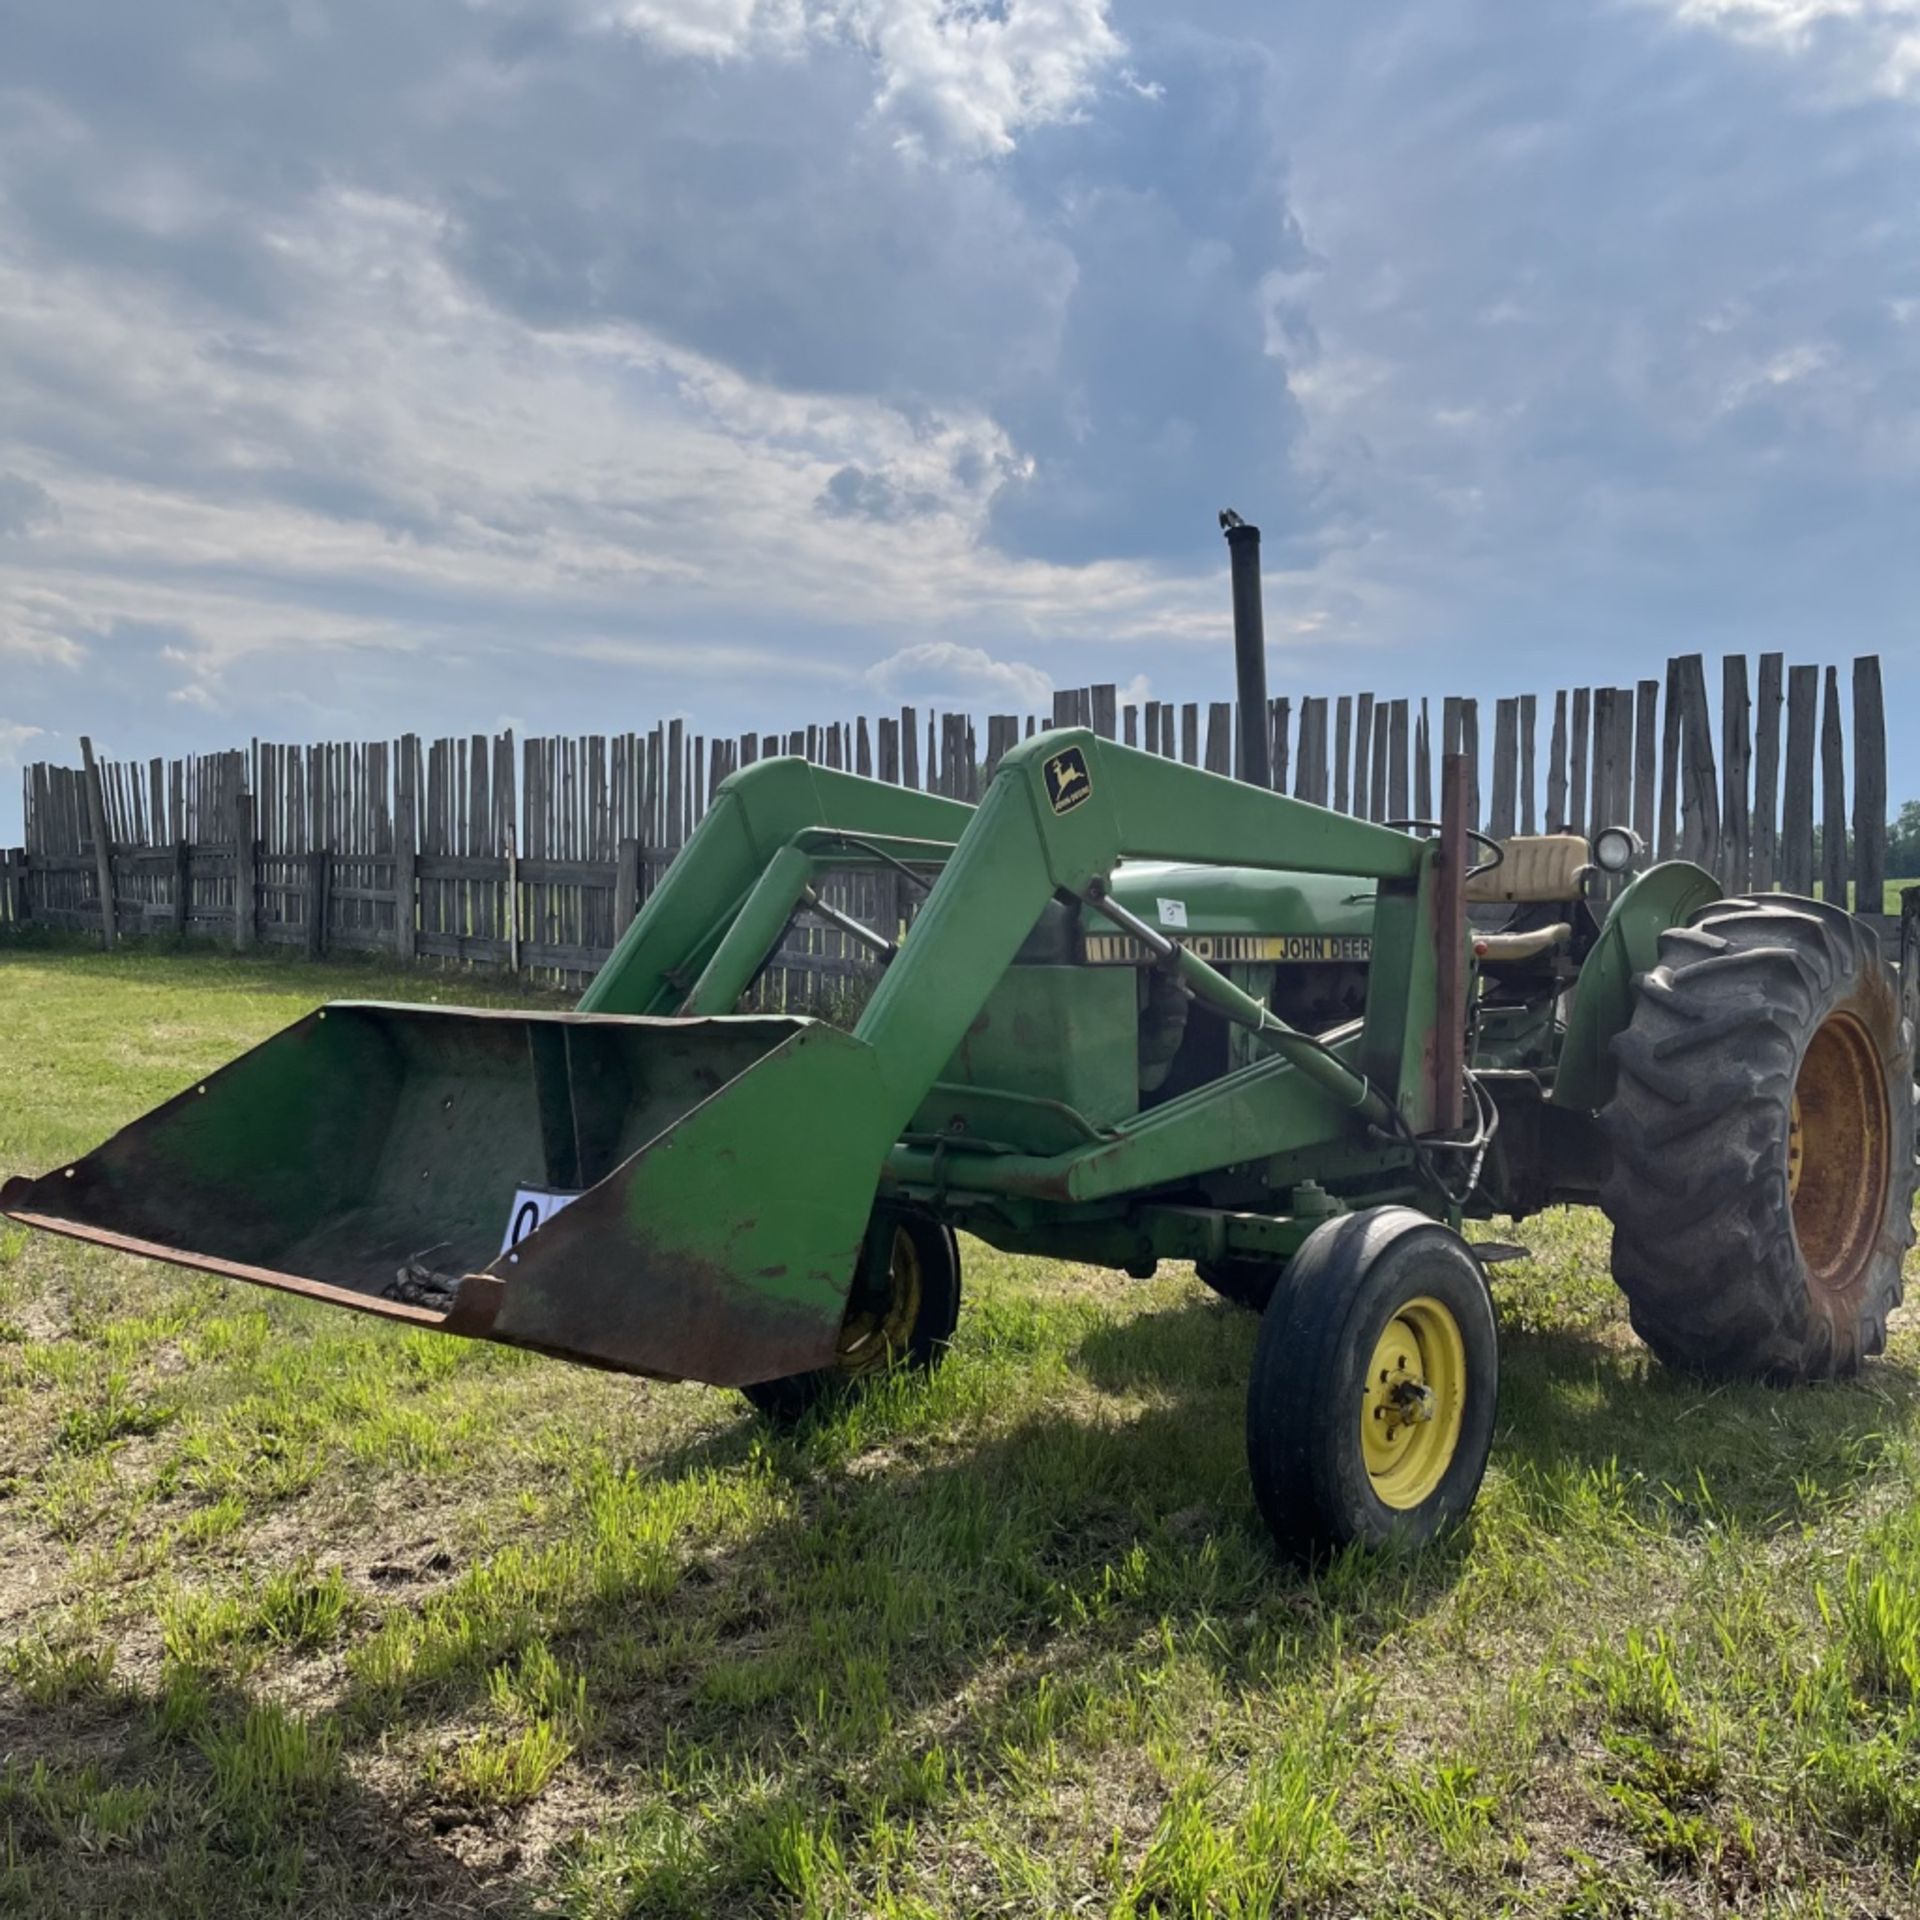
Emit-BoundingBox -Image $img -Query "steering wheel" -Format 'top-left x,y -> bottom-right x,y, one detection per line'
1384,820 -> 1506,883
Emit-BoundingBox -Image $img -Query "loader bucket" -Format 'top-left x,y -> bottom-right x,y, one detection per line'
0,1003 -> 898,1386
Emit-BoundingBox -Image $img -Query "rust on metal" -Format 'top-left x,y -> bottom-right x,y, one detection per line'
1791,1007 -> 1892,1293
0,1206 -> 453,1328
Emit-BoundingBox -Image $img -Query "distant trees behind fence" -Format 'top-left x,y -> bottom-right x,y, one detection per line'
0,648 -> 1897,994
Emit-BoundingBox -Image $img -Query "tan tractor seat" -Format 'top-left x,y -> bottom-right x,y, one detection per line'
1465,834 -> 1590,905
1473,923 -> 1572,967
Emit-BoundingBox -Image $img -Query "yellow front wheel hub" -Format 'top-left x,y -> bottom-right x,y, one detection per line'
1360,1296 -> 1468,1509
836,1225 -> 922,1375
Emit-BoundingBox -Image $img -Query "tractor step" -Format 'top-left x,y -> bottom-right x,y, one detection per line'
1471,1240 -> 1533,1268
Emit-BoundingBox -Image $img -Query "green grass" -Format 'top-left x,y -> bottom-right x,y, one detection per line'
1811,879 -> 1914,914
4,941 -> 1920,1914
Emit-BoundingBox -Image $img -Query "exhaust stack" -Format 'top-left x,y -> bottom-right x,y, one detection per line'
1220,508 -> 1270,789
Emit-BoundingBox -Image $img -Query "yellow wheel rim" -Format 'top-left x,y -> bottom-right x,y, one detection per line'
835,1226 -> 921,1375
1789,1011 -> 1891,1292
1360,1296 -> 1468,1510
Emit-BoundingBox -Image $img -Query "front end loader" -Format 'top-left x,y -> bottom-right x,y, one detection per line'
7,732 -> 1912,1555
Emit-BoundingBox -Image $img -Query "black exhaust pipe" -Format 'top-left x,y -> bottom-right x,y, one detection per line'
1220,509 -> 1270,788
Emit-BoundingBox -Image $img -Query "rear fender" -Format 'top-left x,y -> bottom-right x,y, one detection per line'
1552,861 -> 1723,1112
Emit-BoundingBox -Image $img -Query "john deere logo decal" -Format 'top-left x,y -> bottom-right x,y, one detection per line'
1045,746 -> 1092,815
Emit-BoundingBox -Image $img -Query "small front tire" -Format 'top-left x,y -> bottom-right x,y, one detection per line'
741,1212 -> 960,1423
1246,1208 -> 1499,1558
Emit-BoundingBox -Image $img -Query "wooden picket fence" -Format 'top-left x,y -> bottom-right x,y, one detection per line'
2,650 -> 1896,999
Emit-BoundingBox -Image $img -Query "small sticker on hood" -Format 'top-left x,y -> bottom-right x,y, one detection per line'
1156,898 -> 1188,930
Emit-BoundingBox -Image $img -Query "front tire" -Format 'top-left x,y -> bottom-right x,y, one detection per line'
1246,1208 -> 1499,1557
741,1212 -> 960,1422
1600,895 -> 1916,1380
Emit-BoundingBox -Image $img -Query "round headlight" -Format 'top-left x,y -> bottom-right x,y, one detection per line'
1592,825 -> 1643,875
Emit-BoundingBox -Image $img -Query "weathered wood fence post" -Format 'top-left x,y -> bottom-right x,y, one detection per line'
613,837 -> 642,936
1751,653 -> 1783,892
79,736 -> 116,949
393,777 -> 418,964
1782,665 -> 1818,894
1721,657 -> 1751,892
505,825 -> 521,972
1854,657 -> 1886,911
1675,656 -> 1721,878
307,849 -> 331,959
1821,666 -> 1849,907
171,840 -> 191,938
233,793 -> 256,950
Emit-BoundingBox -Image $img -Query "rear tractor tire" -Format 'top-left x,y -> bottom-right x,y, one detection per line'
741,1212 -> 960,1423
1246,1208 -> 1499,1557
1600,896 -> 1916,1381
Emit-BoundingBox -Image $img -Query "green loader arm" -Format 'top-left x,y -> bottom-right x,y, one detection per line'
508,730 -> 1454,1374
578,758 -> 976,1017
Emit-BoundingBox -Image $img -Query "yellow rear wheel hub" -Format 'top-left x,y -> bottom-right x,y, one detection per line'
1360,1296 -> 1468,1509
1789,1011 -> 1890,1292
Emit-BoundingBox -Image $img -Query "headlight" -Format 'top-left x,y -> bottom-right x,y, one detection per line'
1591,825 -> 1643,875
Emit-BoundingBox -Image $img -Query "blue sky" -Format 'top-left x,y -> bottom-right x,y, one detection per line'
4,0 -> 1919,842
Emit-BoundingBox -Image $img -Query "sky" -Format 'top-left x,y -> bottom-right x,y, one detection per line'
4,0 -> 1920,843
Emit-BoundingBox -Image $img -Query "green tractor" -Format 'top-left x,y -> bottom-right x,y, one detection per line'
6,735 -> 1911,1556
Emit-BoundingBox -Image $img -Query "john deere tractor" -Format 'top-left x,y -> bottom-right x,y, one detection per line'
7,734 -> 1911,1556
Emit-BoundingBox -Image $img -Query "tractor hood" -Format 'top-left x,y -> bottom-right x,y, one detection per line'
1102,862 -> 1376,956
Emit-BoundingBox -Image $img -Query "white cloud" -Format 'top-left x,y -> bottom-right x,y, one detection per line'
0,584 -> 89,668
0,175 -> 1220,749
840,0 -> 1124,155
865,639 -> 1052,705
1654,0 -> 1920,98
586,0 -> 1124,155
0,720 -> 48,768
595,0 -> 804,59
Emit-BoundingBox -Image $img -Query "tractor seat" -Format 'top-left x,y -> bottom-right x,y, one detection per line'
1474,923 -> 1572,969
1465,834 -> 1590,905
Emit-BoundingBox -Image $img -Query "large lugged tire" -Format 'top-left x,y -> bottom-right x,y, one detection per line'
1246,1208 -> 1499,1557
741,1212 -> 960,1423
1600,895 -> 1916,1380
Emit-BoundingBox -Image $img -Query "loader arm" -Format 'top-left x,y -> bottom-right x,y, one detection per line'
851,732 -> 1436,1129
578,759 -> 975,1017
583,728 -> 1440,1146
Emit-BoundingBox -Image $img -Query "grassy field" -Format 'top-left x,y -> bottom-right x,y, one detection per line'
5,943 -> 1920,1917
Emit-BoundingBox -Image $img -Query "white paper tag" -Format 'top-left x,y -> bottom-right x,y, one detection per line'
501,1186 -> 581,1255
1156,897 -> 1189,930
